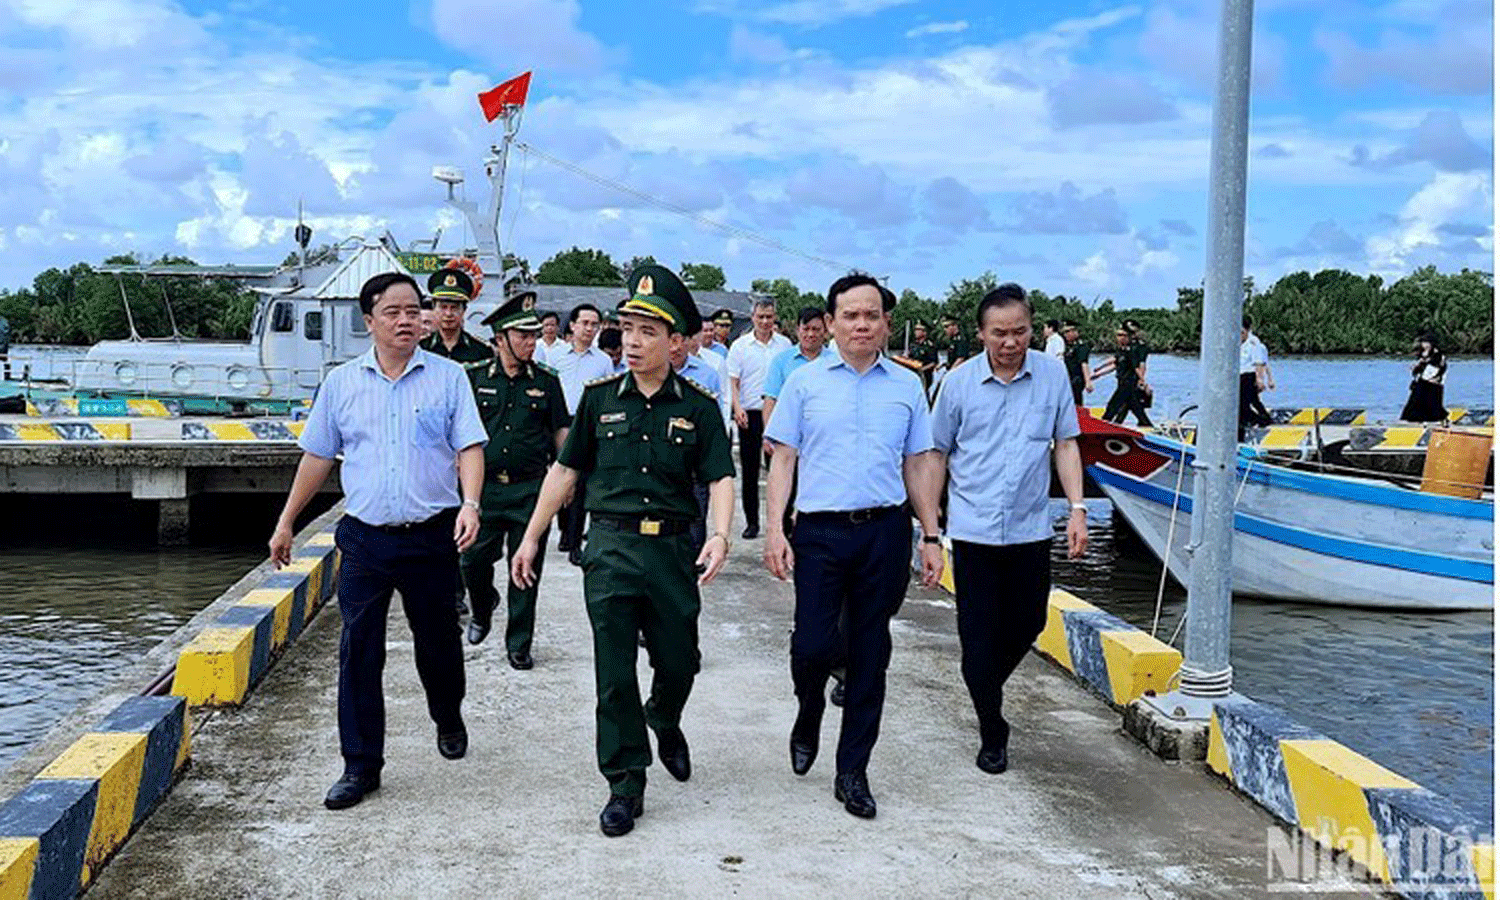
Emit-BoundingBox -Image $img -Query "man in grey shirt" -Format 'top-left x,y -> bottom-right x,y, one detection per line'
930,283 -> 1088,776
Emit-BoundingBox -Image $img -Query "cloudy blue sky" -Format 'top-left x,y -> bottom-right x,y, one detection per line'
0,0 -> 1491,305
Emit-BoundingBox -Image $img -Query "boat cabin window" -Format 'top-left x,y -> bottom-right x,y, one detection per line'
270,302 -> 294,333
304,311 -> 323,341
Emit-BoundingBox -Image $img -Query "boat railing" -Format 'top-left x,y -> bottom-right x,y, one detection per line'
20,357 -> 331,414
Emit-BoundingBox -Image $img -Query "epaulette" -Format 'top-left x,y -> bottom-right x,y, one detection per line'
682,377 -> 717,399
585,372 -> 627,389
535,361 -> 558,377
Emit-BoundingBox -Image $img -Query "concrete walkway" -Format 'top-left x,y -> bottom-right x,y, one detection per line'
89,538 -> 1380,899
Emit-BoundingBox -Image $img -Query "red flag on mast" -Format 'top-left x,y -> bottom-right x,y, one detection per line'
478,71 -> 532,122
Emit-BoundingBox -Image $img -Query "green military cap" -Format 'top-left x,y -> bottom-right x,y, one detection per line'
1061,319 -> 1080,329
481,287 -> 542,333
428,267 -> 476,304
618,264 -> 701,336
710,309 -> 734,326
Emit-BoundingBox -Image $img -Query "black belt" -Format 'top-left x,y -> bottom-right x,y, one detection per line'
798,505 -> 904,525
492,467 -> 547,485
349,508 -> 456,534
591,514 -> 691,536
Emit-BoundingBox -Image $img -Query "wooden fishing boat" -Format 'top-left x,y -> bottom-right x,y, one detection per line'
1076,412 -> 1494,610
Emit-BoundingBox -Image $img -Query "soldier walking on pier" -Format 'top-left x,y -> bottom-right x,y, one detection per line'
270,271 -> 487,811
930,283 -> 1088,775
512,264 -> 735,838
461,289 -> 569,670
763,273 -> 943,820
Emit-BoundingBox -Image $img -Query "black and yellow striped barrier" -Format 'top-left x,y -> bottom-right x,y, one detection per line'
0,696 -> 189,900
1269,407 -> 1368,426
171,531 -> 338,706
0,421 -> 306,441
1210,695 -> 1493,895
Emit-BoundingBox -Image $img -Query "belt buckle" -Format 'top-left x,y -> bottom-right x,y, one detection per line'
639,518 -> 661,536
850,508 -> 872,524
497,471 -> 510,484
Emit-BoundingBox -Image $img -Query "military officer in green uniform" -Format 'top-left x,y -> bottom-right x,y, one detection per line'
461,288 -> 570,670
908,319 -> 939,388
512,264 -> 735,838
420,267 -> 492,371
941,313 -> 974,367
1061,319 -> 1093,405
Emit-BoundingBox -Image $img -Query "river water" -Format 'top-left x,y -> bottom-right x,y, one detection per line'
0,354 -> 1491,825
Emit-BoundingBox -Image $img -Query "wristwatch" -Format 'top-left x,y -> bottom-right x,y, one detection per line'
462,499 -> 481,511
1070,502 -> 1087,513
921,534 -> 942,545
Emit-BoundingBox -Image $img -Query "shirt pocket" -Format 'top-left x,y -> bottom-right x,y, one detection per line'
1025,405 -> 1055,442
415,406 -> 450,447
593,420 -> 636,469
655,422 -> 699,475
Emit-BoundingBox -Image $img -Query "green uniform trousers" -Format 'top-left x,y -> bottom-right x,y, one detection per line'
459,481 -> 547,656
582,525 -> 702,798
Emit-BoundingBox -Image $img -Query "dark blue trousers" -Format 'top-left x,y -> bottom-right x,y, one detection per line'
789,507 -> 911,775
334,512 -> 466,777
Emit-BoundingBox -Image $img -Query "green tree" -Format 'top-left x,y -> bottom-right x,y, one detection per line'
537,247 -> 622,287
751,277 -> 819,327
618,255 -> 657,284
679,262 -> 726,292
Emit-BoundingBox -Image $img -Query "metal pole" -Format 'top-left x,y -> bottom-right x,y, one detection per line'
1181,0 -> 1254,699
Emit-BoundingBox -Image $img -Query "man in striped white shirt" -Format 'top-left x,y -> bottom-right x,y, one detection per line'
725,299 -> 791,538
270,271 -> 487,812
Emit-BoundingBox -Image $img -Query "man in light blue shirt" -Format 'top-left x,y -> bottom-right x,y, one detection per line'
930,283 -> 1088,777
763,274 -> 943,820
269,271 -> 487,811
760,304 -> 835,553
552,303 -> 615,562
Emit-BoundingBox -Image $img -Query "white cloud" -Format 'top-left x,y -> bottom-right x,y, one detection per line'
1365,172 -> 1493,273
905,20 -> 968,39
694,0 -> 915,27
728,25 -> 794,64
428,0 -> 610,75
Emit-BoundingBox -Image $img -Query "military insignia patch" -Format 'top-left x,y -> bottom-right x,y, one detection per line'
637,274 -> 655,296
668,416 -> 695,432
522,295 -> 536,310
477,387 -> 497,395
525,387 -> 545,397
600,412 -> 627,424
445,274 -> 457,287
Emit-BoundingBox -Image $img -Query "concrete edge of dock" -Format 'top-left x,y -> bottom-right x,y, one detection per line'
919,529 -> 1495,899
0,503 -> 344,900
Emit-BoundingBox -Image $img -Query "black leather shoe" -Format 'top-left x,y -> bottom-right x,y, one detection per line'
654,727 -> 691,782
508,649 -> 534,671
568,547 -> 584,567
324,772 -> 379,810
789,731 -> 818,776
829,678 -> 845,708
437,725 -> 468,760
599,794 -> 643,837
741,524 -> 759,539
834,771 -> 877,819
558,537 -> 576,553
466,608 -> 493,645
976,744 -> 1008,774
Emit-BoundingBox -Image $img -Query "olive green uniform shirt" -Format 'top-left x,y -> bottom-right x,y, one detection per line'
558,370 -> 736,521
421,330 -> 492,371
468,358 -> 568,493
909,338 -> 938,366
1063,339 -> 1091,382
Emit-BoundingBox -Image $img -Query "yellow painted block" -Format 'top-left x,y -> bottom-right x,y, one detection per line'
1281,739 -> 1418,883
1348,411 -> 1367,425
238,587 -> 295,649
1473,844 -> 1494,900
59,399 -> 80,415
306,531 -> 337,547
1206,710 -> 1231,781
1375,427 -> 1426,449
126,399 -> 170,417
37,732 -> 148,885
208,421 -> 257,441
285,421 -> 305,437
1098,629 -> 1182,705
175,706 -> 192,772
23,401 -> 37,417
1259,427 -> 1309,449
94,421 -> 131,441
171,627 -> 254,706
1448,408 -> 1468,423
1288,407 -> 1320,425
0,838 -> 38,900
1034,590 -> 1094,671
283,554 -> 324,604
14,423 -> 59,441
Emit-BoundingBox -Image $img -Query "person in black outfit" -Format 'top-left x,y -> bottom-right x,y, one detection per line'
1400,333 -> 1448,422
1092,324 -> 1152,426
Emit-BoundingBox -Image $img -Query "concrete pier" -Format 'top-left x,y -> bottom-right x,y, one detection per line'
84,539 -> 1381,899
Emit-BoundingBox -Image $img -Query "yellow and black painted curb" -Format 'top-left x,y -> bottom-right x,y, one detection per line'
171,529 -> 339,707
0,421 -> 306,442
23,399 -> 176,418
1208,695 -> 1494,897
0,696 -> 190,900
911,529 -> 1181,707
